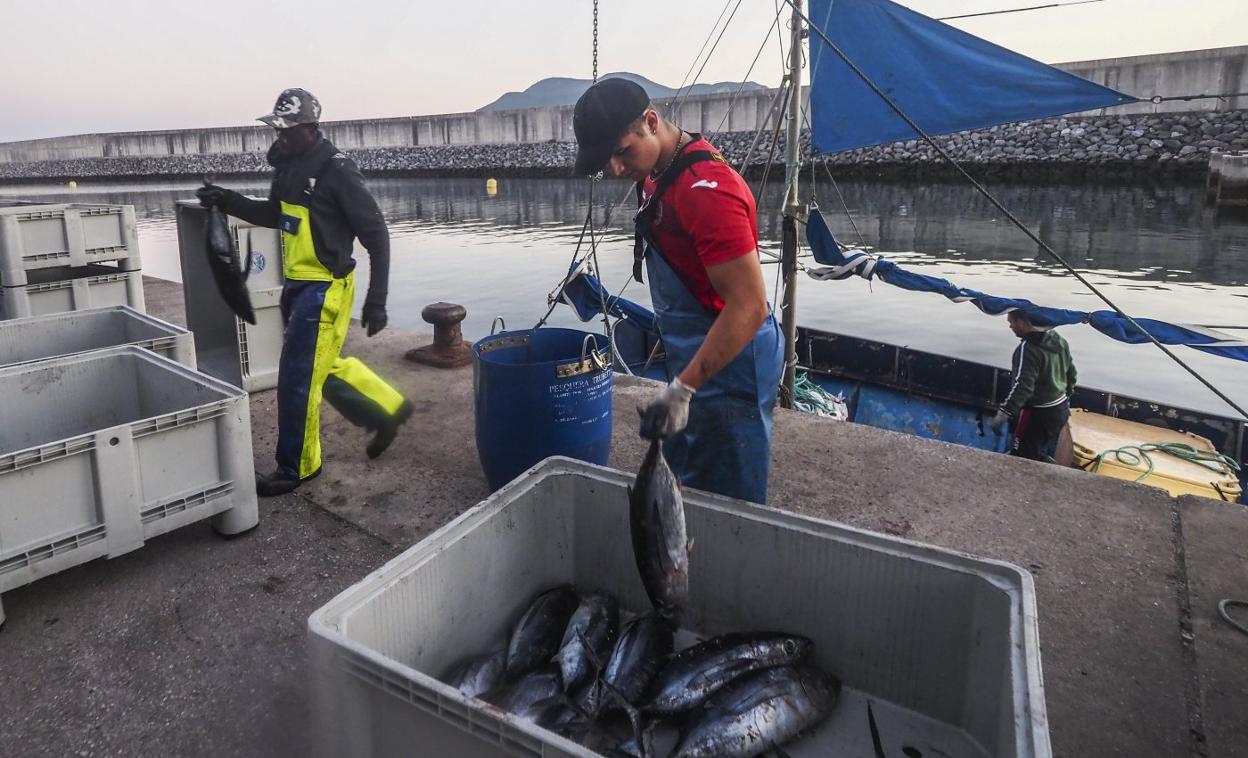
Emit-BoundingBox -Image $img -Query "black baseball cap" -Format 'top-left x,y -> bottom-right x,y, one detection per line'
573,78 -> 651,175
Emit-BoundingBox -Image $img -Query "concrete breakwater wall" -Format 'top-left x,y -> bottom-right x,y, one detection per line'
1,110 -> 1243,183
0,46 -> 1244,165
0,89 -> 780,164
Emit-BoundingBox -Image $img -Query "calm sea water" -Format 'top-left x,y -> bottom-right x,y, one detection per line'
3,175 -> 1246,416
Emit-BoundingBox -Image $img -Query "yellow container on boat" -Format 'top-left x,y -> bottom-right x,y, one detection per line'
1068,409 -> 1242,501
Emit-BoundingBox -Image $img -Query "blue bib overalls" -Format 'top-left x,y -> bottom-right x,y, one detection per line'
642,242 -> 783,504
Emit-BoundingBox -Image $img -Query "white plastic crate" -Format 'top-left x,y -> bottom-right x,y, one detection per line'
0,202 -> 140,284
308,457 -> 1049,758
0,346 -> 258,625
0,264 -> 146,320
175,202 -> 284,392
233,285 -> 284,392
0,305 -> 195,370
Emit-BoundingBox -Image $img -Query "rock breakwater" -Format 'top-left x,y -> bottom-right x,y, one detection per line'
0,110 -> 1242,183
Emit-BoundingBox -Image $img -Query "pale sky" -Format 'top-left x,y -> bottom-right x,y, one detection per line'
2,0 -> 1245,143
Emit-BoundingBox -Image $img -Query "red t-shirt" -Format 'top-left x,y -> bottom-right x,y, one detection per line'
641,137 -> 759,313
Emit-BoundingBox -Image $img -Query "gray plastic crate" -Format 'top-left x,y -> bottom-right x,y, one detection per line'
0,346 -> 258,625
175,202 -> 284,392
0,264 -> 146,320
0,305 -> 195,370
307,457 -> 1050,758
0,202 -> 140,283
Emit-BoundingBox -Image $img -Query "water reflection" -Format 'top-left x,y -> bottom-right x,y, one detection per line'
9,175 -> 1247,283
362,177 -> 1246,283
3,175 -> 1246,414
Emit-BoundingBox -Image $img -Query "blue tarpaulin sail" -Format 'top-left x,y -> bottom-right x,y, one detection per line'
805,207 -> 1248,363
558,216 -> 1248,364
556,261 -> 657,335
806,0 -> 1138,155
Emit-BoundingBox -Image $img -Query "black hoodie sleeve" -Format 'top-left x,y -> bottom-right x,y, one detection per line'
220,179 -> 281,229
1001,340 -> 1041,417
329,157 -> 390,307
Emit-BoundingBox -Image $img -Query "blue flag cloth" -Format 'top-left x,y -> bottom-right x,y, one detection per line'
556,261 -> 657,335
805,207 -> 1248,362
806,0 -> 1137,154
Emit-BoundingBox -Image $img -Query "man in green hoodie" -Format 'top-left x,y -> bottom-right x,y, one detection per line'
989,310 -> 1078,462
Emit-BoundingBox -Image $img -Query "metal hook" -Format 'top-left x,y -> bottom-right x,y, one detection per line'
490,316 -> 506,335
555,333 -> 610,378
580,333 -> 608,370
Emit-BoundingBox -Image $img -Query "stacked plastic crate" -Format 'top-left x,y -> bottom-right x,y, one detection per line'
0,202 -> 260,627
0,306 -> 197,371
0,202 -> 145,319
0,346 -> 259,626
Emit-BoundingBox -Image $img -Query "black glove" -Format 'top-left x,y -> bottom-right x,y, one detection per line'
196,184 -> 230,209
361,302 -> 387,337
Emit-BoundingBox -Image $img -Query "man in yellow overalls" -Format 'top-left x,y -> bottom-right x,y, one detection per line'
198,88 -> 411,496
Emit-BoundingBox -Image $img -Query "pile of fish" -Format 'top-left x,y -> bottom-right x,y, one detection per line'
444,586 -> 839,757
442,440 -> 842,756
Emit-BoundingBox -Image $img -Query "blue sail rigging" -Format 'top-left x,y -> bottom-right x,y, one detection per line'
805,207 -> 1248,363
556,261 -> 656,336
806,0 -> 1138,154
557,229 -> 1248,364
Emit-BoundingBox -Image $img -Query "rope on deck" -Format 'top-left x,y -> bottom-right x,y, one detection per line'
1218,600 -> 1248,637
1084,442 -> 1241,494
793,372 -> 849,420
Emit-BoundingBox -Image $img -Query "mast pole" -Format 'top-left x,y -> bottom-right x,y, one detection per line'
779,0 -> 805,409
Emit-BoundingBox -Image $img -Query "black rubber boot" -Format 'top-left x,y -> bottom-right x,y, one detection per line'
256,466 -> 321,497
367,400 -> 414,459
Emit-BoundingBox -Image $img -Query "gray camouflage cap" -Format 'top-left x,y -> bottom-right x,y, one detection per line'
258,88 -> 322,129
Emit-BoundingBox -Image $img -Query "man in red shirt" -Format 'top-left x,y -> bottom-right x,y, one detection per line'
573,78 -> 783,504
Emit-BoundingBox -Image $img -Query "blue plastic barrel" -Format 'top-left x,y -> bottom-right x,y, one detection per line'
473,327 -> 613,490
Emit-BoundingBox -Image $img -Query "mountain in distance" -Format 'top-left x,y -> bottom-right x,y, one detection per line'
477,72 -> 766,112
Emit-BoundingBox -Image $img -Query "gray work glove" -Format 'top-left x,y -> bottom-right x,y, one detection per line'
639,377 -> 696,440
989,410 -> 1009,435
361,302 -> 387,337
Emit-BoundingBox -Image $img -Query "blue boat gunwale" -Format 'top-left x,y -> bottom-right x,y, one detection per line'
605,317 -> 1245,498
796,326 -> 1248,498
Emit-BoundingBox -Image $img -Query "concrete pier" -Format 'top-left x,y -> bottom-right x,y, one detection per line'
0,277 -> 1245,756
1216,154 -> 1248,207
1208,152 -> 1229,202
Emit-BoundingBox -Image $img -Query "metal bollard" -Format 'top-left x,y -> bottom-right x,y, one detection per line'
404,302 -> 473,368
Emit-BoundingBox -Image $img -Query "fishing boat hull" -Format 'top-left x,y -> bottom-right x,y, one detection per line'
610,318 -> 1247,503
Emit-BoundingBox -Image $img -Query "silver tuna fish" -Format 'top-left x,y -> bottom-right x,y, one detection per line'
644,632 -> 813,715
506,585 -> 580,678
629,439 -> 689,623
489,667 -> 563,723
445,648 -> 507,699
601,613 -> 674,709
554,591 -> 619,693
671,665 -> 840,758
